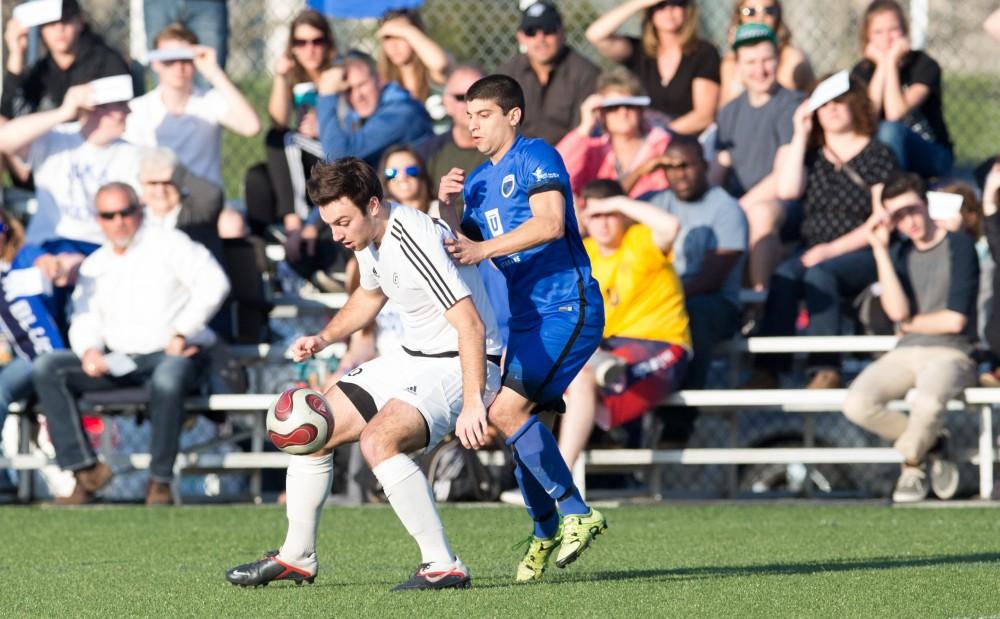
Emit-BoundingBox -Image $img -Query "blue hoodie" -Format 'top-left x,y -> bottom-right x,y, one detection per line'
318,81 -> 433,168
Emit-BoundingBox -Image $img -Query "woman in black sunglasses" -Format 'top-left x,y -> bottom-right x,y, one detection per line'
718,0 -> 814,106
586,0 -> 720,137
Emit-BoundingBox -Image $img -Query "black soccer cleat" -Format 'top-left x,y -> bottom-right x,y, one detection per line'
226,550 -> 316,587
390,559 -> 471,592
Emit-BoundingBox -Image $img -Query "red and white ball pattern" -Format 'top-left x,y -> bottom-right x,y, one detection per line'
266,387 -> 334,455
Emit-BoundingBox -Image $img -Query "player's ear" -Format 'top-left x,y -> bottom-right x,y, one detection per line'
508,106 -> 522,128
367,196 -> 380,215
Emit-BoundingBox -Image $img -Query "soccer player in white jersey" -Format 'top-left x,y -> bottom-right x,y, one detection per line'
226,157 -> 503,591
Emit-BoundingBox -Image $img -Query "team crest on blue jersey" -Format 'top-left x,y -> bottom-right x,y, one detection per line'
501,174 -> 516,198
485,208 -> 505,237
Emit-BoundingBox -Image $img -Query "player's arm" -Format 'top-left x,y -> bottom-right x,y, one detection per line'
445,296 -> 490,450
289,286 -> 387,361
445,190 -> 564,265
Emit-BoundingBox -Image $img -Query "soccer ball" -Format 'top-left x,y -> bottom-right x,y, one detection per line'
266,387 -> 334,455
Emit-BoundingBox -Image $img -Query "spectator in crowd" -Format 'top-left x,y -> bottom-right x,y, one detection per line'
33,182 -> 229,506
125,23 -> 261,188
647,137 -> 748,390
712,23 -> 803,291
376,9 -> 450,105
851,0 -> 952,178
379,145 -> 437,217
144,0 -> 228,69
718,0 -> 814,106
244,9 -> 335,239
1,0 -> 133,121
750,76 -> 897,389
843,172 -> 977,503
139,147 -> 224,260
497,1 -> 600,146
556,68 -> 672,200
317,50 -> 433,167
0,79 -> 142,249
587,0 -> 720,136
560,179 -> 690,469
0,210 -> 67,490
979,164 -> 1000,382
414,65 -> 485,200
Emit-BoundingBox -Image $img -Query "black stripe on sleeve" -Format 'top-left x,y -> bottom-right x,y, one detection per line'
527,180 -> 563,198
391,221 -> 460,308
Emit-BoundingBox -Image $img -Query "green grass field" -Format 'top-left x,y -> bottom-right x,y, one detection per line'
2,503 -> 1000,617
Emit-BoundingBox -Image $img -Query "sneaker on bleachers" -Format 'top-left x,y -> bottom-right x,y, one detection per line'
892,465 -> 929,503
927,431 -> 959,500
807,369 -> 842,389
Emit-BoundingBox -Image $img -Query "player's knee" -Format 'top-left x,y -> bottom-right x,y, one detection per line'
358,425 -> 394,468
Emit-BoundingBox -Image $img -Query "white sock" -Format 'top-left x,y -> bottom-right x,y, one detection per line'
372,453 -> 455,565
279,452 -> 333,570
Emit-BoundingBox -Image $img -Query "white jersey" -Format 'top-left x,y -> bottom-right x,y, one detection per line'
356,203 -> 503,359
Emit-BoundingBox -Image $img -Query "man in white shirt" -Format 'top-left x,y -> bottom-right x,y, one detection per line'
226,157 -> 502,591
0,77 -> 143,247
124,22 -> 260,187
32,182 -> 230,506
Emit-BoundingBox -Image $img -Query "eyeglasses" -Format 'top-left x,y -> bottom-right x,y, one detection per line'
97,204 -> 140,220
292,37 -> 327,48
522,26 -> 559,37
385,166 -> 421,180
0,222 -> 8,234
447,92 -> 466,102
740,5 -> 779,18
653,0 -> 689,10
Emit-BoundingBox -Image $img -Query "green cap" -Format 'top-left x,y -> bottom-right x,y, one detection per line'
732,22 -> 778,52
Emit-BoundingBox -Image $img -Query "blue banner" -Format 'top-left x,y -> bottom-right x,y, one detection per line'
307,0 -> 424,19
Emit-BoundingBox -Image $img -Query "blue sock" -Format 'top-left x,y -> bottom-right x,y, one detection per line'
512,459 -> 560,539
507,415 -> 589,517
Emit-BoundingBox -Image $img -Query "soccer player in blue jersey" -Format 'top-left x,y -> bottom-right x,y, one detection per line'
438,74 -> 607,581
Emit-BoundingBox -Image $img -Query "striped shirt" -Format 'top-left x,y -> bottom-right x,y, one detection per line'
356,203 -> 503,358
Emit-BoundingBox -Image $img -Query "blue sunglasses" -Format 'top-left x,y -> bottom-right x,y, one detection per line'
0,222 -> 8,234
384,166 -> 421,180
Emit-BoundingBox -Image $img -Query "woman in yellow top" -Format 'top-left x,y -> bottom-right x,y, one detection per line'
560,179 -> 692,469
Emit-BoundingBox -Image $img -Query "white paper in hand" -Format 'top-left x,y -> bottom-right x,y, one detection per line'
2,267 -> 52,301
103,352 -> 138,377
146,48 -> 196,63
13,0 -> 62,29
89,75 -> 134,106
808,70 -> 851,112
927,191 -> 965,221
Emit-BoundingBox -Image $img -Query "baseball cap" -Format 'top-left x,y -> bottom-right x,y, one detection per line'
732,22 -> 778,52
520,2 -> 562,33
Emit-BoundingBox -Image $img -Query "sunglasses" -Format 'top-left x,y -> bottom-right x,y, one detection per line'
522,26 -> 559,37
602,104 -> 641,112
0,222 -> 8,234
741,5 -> 779,18
384,166 -> 420,180
660,161 -> 695,171
97,204 -> 140,220
292,37 -> 327,48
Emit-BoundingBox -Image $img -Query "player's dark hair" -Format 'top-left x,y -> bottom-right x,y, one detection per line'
307,157 -> 383,214
581,179 -> 625,201
881,171 -> 927,204
465,74 -> 525,124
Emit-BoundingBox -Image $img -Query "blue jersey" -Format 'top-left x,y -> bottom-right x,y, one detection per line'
462,134 -> 603,327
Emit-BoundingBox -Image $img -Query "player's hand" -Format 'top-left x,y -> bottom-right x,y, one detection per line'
81,349 -> 109,377
290,334 -> 330,362
438,168 -> 466,206
317,66 -> 346,95
455,398 -> 489,450
443,234 -> 487,265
